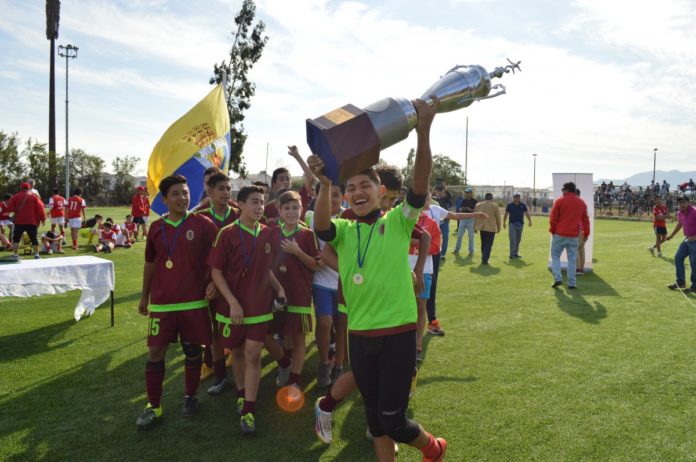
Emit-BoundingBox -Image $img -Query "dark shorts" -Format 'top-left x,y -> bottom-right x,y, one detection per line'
13,224 -> 39,245
218,320 -> 269,349
147,309 -> 212,348
270,311 -> 312,336
654,226 -> 667,235
133,216 -> 145,225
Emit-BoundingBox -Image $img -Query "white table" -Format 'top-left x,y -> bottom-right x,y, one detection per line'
0,256 -> 116,325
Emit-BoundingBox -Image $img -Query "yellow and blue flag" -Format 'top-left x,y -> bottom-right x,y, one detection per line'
147,84 -> 231,215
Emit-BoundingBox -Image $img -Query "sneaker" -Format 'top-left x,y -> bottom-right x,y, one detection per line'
47,249 -> 53,255
416,350 -> 423,362
9,254 -> 19,261
34,254 -> 40,259
182,395 -> 199,417
552,280 -> 563,288
423,437 -> 447,462
658,251 -> 663,257
568,285 -> 577,290
452,249 -> 459,255
648,246 -> 655,256
317,362 -> 332,388
72,245 -> 78,250
136,404 -> 162,429
427,320 -> 445,336
207,377 -> 229,395
200,363 -> 215,381
276,364 -> 291,387
576,269 -> 584,275
240,412 -> 256,434
235,397 -> 244,415
56,249 -> 64,254
668,283 -> 687,290
314,397 -> 333,444
409,369 -> 418,398
330,366 -> 343,385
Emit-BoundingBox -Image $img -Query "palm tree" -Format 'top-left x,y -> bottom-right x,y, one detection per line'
46,0 -> 60,189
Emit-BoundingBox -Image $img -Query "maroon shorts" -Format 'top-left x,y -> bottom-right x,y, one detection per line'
218,320 -> 269,349
270,311 -> 312,336
147,309 -> 212,347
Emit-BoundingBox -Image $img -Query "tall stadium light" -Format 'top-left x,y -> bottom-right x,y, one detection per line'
58,44 -> 78,199
652,148 -> 658,185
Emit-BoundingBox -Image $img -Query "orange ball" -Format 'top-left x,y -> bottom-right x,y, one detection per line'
276,385 -> 305,413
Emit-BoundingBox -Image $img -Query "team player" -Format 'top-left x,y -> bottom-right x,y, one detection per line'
191,166 -> 240,212
136,175 -> 219,429
208,185 -> 285,434
270,190 -> 321,390
411,211 -> 438,361
0,194 -> 13,250
195,172 -> 239,392
47,188 -> 66,239
649,196 -> 670,257
67,188 -> 86,250
95,221 -> 116,253
263,146 -> 314,222
309,95 -> 447,462
132,186 -> 149,241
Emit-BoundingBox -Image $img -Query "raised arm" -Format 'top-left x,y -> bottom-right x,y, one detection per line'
411,96 -> 440,195
289,145 -> 315,194
307,155 -> 333,233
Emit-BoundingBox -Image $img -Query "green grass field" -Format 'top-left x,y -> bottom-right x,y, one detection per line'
2,209 -> 695,461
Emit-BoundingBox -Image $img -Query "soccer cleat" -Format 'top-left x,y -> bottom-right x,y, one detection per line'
668,283 -> 687,290
200,363 -> 214,381
409,368 -> 418,399
416,350 -> 423,362
552,280 -> 563,288
235,397 -> 244,415
33,254 -> 40,259
330,366 -> 343,385
422,437 -> 447,462
276,365 -> 291,387
317,362 -> 332,388
72,245 -> 78,250
314,397 -> 333,444
648,246 -> 655,256
240,412 -> 256,434
207,377 -> 229,395
182,395 -> 199,417
427,320 -> 445,336
47,249 -> 53,255
136,404 -> 162,429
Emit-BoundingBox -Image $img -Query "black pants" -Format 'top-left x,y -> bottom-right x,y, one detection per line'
426,254 -> 440,323
480,231 -> 496,263
349,330 -> 421,443
13,224 -> 38,245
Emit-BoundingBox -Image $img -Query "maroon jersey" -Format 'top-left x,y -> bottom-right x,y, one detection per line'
271,225 -> 320,309
207,221 -> 274,319
145,213 -> 218,305
197,205 -> 239,229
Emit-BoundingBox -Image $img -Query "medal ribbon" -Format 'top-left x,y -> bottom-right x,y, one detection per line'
237,220 -> 259,274
209,206 -> 231,228
356,219 -> 378,270
161,213 -> 188,264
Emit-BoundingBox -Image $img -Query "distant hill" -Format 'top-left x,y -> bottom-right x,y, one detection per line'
596,170 -> 696,187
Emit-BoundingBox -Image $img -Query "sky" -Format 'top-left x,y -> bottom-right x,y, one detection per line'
0,0 -> 695,189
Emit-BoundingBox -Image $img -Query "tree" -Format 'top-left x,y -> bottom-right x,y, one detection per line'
401,149 -> 466,187
22,138 -> 50,197
0,131 -> 23,193
110,156 -> 138,205
210,0 -> 269,177
57,148 -> 105,203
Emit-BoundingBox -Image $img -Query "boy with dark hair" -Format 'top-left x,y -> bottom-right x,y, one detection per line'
48,188 -> 66,239
666,196 -> 696,292
192,166 -> 240,212
95,221 -> 116,253
196,172 -> 238,391
270,190 -> 321,389
649,196 -> 669,257
263,146 -> 314,222
208,185 -> 286,434
135,174 -> 219,429
309,96 -> 447,461
67,188 -> 86,250
131,186 -> 148,241
0,193 -> 13,250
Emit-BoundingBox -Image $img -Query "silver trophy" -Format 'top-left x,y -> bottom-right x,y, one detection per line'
307,59 -> 521,184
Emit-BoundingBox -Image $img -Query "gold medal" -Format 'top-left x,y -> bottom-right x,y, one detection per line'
165,259 -> 174,270
279,265 -> 287,273
353,273 -> 364,285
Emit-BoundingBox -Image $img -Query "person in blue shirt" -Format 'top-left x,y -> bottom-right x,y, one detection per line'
503,192 -> 532,259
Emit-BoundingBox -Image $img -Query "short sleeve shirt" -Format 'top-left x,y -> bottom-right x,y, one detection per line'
48,195 -> 66,218
145,213 -> 218,306
207,221 -> 274,320
271,226 -> 320,309
329,201 -> 421,332
197,206 -> 239,229
67,196 -> 86,219
652,205 -> 668,227
505,202 -> 528,224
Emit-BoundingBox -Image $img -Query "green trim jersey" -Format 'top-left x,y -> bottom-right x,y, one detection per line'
328,201 -> 422,333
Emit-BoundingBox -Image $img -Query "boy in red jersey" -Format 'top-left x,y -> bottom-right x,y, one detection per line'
67,188 -> 86,250
195,172 -> 238,391
649,196 -> 670,257
123,215 -> 137,245
271,190 -> 321,390
309,96 -> 447,461
95,221 -> 116,253
135,175 -> 219,429
131,186 -> 148,241
0,194 -> 13,250
208,185 -> 286,434
47,188 -> 66,239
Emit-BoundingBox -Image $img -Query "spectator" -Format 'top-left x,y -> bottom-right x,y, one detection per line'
432,185 -> 453,259
453,187 -> 477,256
550,182 -> 590,289
7,182 -> 46,259
474,193 -> 501,265
666,196 -> 696,292
131,186 -> 148,240
503,192 -> 532,259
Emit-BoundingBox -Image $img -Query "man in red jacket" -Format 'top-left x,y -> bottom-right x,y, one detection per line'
8,182 -> 47,259
131,186 -> 148,241
549,182 -> 590,289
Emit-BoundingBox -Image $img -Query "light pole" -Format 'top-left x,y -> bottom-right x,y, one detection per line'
652,148 -> 657,185
58,44 -> 78,199
532,153 -> 537,211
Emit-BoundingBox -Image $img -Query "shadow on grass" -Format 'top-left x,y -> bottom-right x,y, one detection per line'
504,258 -> 534,268
573,272 -> 619,296
470,264 -> 501,276
453,254 -> 475,266
114,291 -> 145,305
554,290 -> 608,324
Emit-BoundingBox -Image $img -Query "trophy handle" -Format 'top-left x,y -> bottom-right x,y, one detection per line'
452,84 -> 506,106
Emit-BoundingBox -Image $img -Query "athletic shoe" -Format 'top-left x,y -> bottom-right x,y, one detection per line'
648,246 -> 655,256
330,366 -> 343,385
33,254 -> 40,259
276,364 -> 291,387
182,395 -> 199,417
235,397 -> 244,415
552,280 -> 563,288
9,254 -> 19,261
452,249 -> 459,255
47,249 -> 53,255
668,283 -> 687,290
200,363 -> 214,381
240,412 -> 256,434
409,369 -> 418,398
314,397 -> 333,444
575,269 -> 584,275
416,350 -> 423,362
422,437 -> 447,462
317,362 -> 332,388
440,255 -> 446,261
136,404 -> 162,429
427,320 -> 445,336
207,377 -> 229,395
56,249 -> 64,254
658,252 -> 663,257
366,428 -> 399,454
72,245 -> 78,250
568,285 -> 577,290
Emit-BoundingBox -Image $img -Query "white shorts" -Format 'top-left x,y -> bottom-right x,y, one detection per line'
68,218 -> 82,229
0,220 -> 12,226
51,217 -> 65,226
115,233 -> 127,246
143,216 -> 150,225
